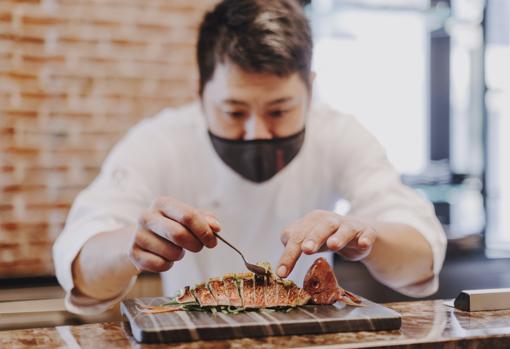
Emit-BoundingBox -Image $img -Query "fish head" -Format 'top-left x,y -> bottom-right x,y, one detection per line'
302,257 -> 340,304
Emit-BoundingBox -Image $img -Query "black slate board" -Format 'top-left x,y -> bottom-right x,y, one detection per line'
121,296 -> 401,343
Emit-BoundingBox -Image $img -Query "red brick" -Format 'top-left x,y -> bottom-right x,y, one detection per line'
0,127 -> 15,135
3,146 -> 40,156
0,165 -> 15,172
0,12 -> 12,22
2,184 -> 47,193
0,0 -> 215,277
0,204 -> 13,211
25,201 -> 71,209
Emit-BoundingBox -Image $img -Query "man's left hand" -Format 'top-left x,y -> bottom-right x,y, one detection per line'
276,210 -> 377,278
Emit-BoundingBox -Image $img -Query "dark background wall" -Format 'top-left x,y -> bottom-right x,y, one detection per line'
335,247 -> 510,303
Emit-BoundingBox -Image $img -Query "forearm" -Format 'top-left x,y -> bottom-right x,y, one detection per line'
72,225 -> 139,301
362,222 -> 434,289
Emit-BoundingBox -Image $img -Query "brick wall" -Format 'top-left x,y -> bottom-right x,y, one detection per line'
0,0 -> 217,278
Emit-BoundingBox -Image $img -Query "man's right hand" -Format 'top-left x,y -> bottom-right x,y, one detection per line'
129,197 -> 220,273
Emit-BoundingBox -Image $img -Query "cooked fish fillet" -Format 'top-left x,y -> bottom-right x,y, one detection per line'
240,273 -> 257,308
264,276 -> 279,307
276,280 -> 291,306
176,286 -> 195,304
207,278 -> 230,306
254,274 -> 267,308
193,283 -> 217,307
143,258 -> 362,315
223,275 -> 243,307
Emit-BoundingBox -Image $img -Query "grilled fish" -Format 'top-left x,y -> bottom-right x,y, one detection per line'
141,257 -> 361,314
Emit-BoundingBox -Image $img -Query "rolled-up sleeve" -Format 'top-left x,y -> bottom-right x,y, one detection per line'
331,114 -> 447,297
53,118 -> 165,314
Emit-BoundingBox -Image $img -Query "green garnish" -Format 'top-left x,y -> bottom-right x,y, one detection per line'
161,299 -> 197,307
174,303 -> 295,314
159,263 -> 300,314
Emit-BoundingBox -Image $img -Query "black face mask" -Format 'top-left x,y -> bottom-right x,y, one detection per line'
208,129 -> 306,183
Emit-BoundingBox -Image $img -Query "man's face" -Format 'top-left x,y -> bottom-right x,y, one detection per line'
201,62 -> 310,140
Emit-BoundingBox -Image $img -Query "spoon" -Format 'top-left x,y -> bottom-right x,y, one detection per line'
213,232 -> 270,276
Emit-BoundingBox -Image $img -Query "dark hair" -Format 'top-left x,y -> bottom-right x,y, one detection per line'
196,0 -> 313,96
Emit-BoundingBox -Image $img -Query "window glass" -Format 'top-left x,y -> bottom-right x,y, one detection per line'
311,2 -> 430,174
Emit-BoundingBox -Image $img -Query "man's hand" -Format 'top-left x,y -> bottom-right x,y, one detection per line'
129,197 -> 220,273
276,210 -> 377,277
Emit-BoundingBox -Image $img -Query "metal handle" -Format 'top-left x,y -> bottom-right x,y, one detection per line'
213,232 -> 247,264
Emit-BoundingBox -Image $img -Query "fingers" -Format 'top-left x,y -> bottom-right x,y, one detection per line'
278,211 -> 377,276
326,221 -> 358,251
135,228 -> 185,262
140,211 -> 204,252
326,223 -> 377,261
278,216 -> 318,278
277,235 -> 303,278
153,198 -> 218,248
280,214 -> 316,246
202,210 -> 221,233
358,227 -> 377,248
132,197 -> 223,273
301,215 -> 340,254
130,245 -> 174,273
340,226 -> 377,256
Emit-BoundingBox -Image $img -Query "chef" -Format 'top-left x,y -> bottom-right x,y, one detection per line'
53,0 -> 447,314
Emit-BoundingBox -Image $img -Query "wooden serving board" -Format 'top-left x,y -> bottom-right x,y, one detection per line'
121,296 -> 401,343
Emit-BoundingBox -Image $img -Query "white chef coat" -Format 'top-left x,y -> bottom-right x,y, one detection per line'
53,101 -> 447,315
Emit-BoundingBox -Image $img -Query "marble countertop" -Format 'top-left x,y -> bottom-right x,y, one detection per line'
2,300 -> 510,348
